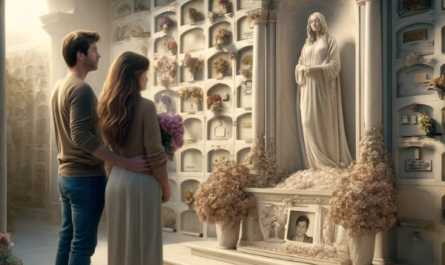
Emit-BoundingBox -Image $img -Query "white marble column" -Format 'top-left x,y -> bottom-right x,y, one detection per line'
356,0 -> 366,158
247,8 -> 268,138
363,0 -> 394,264
364,0 -> 382,130
265,9 -> 276,148
0,0 -> 6,233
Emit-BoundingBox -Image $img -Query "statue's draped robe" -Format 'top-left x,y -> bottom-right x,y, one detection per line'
295,36 -> 352,171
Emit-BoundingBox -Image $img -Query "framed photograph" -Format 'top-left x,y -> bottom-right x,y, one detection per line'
401,114 -> 410,124
285,206 -> 318,244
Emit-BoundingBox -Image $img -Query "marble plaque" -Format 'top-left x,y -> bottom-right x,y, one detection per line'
405,160 -> 432,171
403,29 -> 427,43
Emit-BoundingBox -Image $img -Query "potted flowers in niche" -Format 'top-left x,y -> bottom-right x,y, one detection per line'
195,158 -> 257,249
154,54 -> 177,88
214,28 -> 231,49
177,86 -> 203,112
419,111 -> 435,138
181,53 -> 204,82
164,40 -> 177,56
212,57 -> 230,79
239,54 -> 253,79
159,15 -> 174,33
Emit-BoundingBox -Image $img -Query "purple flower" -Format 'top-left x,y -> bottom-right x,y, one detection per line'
158,113 -> 185,149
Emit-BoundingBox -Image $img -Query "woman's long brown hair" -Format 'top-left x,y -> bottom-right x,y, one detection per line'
97,51 -> 149,149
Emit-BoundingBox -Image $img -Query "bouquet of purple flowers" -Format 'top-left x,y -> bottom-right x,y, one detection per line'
158,113 -> 184,160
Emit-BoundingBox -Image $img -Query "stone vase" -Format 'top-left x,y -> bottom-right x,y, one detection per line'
163,24 -> 169,33
215,221 -> 240,249
348,233 -> 376,265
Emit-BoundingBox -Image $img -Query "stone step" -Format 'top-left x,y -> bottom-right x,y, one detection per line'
164,241 -> 310,265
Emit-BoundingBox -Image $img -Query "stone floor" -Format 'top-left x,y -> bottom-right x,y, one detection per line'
10,215 -> 208,265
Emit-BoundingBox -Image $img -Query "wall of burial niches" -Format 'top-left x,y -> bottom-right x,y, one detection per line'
110,0 -> 258,240
391,1 -> 445,264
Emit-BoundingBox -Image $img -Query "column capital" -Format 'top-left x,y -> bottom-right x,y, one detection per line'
357,0 -> 366,6
247,8 -> 269,24
268,9 -> 277,21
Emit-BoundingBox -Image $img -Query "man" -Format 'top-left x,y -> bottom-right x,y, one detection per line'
291,215 -> 313,243
51,30 -> 150,265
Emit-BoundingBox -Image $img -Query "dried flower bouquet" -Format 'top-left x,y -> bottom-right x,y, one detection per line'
158,113 -> 184,161
177,87 -> 203,109
154,55 -> 177,88
214,28 -> 231,48
182,53 -> 204,81
330,125 -> 397,236
159,15 -> 174,33
195,158 -> 257,230
206,94 -> 223,116
212,57 -> 230,79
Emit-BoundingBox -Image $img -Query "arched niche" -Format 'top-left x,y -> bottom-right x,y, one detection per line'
184,118 -> 203,142
237,113 -> 252,140
207,223 -> 217,237
134,0 -> 150,12
181,149 -> 203,172
25,121 -> 34,132
398,190 -> 434,220
237,16 -> 254,40
237,147 -> 251,164
155,12 -> 177,33
397,104 -> 434,137
398,232 -> 433,265
181,0 -> 205,25
396,23 -> 434,59
154,35 -> 176,55
24,147 -> 33,162
209,21 -> 232,48
207,83 -> 232,110
37,105 -> 48,117
207,149 -> 230,172
207,52 -> 232,79
114,23 -> 131,42
36,76 -> 47,88
237,80 -> 252,108
14,67 -> 21,76
36,91 -> 46,102
168,179 -> 178,202
13,107 -> 23,119
180,210 -> 202,233
398,147 -> 434,179
22,165 -> 32,177
397,65 -> 434,98
180,28 -> 205,54
162,206 -> 177,228
209,0 -> 231,13
207,116 -> 233,141
25,78 -> 33,91
180,179 -> 199,202
25,132 -> 33,147
36,150 -> 47,163
36,61 -> 45,73
36,132 -> 48,148
167,154 -> 177,172
154,90 -> 177,113
35,165 -> 45,178
113,1 -> 132,19
37,119 -> 47,132
180,88 -> 203,112
237,46 -> 253,75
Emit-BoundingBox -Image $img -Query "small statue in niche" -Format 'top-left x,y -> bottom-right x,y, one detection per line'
294,12 -> 352,171
322,219 -> 333,245
260,204 -> 274,241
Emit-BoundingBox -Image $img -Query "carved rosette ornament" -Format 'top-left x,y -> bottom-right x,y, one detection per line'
246,8 -> 269,24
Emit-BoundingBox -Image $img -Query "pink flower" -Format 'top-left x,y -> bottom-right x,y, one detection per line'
406,53 -> 418,67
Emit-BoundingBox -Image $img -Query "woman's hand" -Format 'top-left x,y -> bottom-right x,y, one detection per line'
161,185 -> 172,203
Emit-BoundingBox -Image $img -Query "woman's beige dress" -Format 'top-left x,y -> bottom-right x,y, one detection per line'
106,98 -> 168,265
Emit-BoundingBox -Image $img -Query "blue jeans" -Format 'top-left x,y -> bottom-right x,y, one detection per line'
55,175 -> 107,265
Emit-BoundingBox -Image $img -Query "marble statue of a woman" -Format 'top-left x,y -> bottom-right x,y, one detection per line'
295,12 -> 353,171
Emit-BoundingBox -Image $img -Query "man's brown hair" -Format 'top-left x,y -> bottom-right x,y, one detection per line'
62,30 -> 101,67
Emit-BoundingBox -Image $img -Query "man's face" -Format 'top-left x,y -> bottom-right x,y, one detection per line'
296,221 -> 308,237
82,42 -> 100,71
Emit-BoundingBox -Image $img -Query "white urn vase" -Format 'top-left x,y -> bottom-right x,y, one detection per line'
163,24 -> 169,33
348,233 -> 376,265
215,222 -> 240,249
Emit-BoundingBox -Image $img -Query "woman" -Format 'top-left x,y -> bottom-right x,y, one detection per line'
295,12 -> 352,171
97,51 -> 171,265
